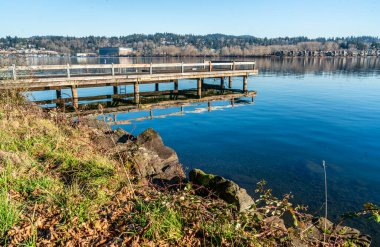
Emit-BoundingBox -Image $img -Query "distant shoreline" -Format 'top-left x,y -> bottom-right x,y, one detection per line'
1,54 -> 380,59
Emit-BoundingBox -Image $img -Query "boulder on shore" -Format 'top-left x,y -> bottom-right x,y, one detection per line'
115,128 -> 186,186
189,168 -> 254,212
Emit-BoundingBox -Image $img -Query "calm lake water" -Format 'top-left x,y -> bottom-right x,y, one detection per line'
12,56 -> 380,242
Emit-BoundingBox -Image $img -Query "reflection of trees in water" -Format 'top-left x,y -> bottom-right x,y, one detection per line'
255,57 -> 380,76
2,56 -> 380,77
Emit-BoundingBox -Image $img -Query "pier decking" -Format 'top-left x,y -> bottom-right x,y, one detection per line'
0,61 -> 258,108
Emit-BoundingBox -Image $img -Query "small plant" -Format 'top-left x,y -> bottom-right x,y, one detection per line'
0,188 -> 20,241
341,203 -> 380,223
53,182 -> 94,225
133,198 -> 184,243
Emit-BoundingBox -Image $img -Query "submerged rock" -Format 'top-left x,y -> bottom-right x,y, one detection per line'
291,216 -> 371,247
189,168 -> 254,211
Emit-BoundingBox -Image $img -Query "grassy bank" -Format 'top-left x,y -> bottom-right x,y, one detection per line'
0,89 -> 376,246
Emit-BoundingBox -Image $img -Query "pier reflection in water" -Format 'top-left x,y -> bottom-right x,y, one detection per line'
100,96 -> 255,126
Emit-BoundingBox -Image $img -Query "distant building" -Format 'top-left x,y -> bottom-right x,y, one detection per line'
76,53 -> 97,57
98,47 -> 133,57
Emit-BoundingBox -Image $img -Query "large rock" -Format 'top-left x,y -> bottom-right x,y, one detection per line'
299,217 -> 371,247
189,168 -> 254,211
119,128 -> 186,185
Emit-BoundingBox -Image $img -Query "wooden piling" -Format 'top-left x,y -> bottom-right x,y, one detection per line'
243,76 -> 248,92
12,64 -> 17,80
113,86 -> 118,95
220,77 -> 225,94
134,81 -> 140,104
71,85 -> 78,109
174,79 -> 179,92
66,64 -> 71,78
197,78 -> 202,98
155,83 -> 159,91
56,89 -> 63,108
229,76 -> 232,88
56,89 -> 62,99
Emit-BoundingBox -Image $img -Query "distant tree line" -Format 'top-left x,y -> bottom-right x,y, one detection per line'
1,33 -> 379,57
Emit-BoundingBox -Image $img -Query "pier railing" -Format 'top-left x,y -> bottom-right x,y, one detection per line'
0,61 -> 256,80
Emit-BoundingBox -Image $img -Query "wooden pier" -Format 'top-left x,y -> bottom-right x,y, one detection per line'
0,61 -> 258,108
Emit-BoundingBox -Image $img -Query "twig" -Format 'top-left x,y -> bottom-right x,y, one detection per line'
322,160 -> 328,246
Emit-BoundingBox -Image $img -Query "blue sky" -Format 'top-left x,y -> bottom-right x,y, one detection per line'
0,0 -> 379,38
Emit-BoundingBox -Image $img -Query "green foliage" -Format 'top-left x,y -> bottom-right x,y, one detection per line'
133,199 -> 184,243
53,183 -> 94,225
0,92 -> 121,240
364,203 -> 380,223
57,153 -> 115,191
198,209 -> 249,246
341,202 -> 380,223
253,180 -> 294,218
12,176 -> 53,202
0,188 -> 20,241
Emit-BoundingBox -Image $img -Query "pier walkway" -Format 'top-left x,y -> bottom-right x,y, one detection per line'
0,61 -> 258,108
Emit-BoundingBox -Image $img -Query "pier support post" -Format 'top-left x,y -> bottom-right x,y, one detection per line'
228,76 -> 232,88
243,76 -> 248,92
155,83 -> 159,92
231,98 -> 235,107
113,86 -> 118,95
174,79 -> 179,92
56,89 -> 63,108
197,78 -> 202,98
220,77 -> 225,94
56,89 -> 62,100
12,64 -> 17,80
134,81 -> 140,104
66,64 -> 71,78
71,85 -> 79,109
208,101 -> 211,112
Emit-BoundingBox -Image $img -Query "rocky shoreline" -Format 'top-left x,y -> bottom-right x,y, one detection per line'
0,94 -> 373,246
96,124 -> 372,246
